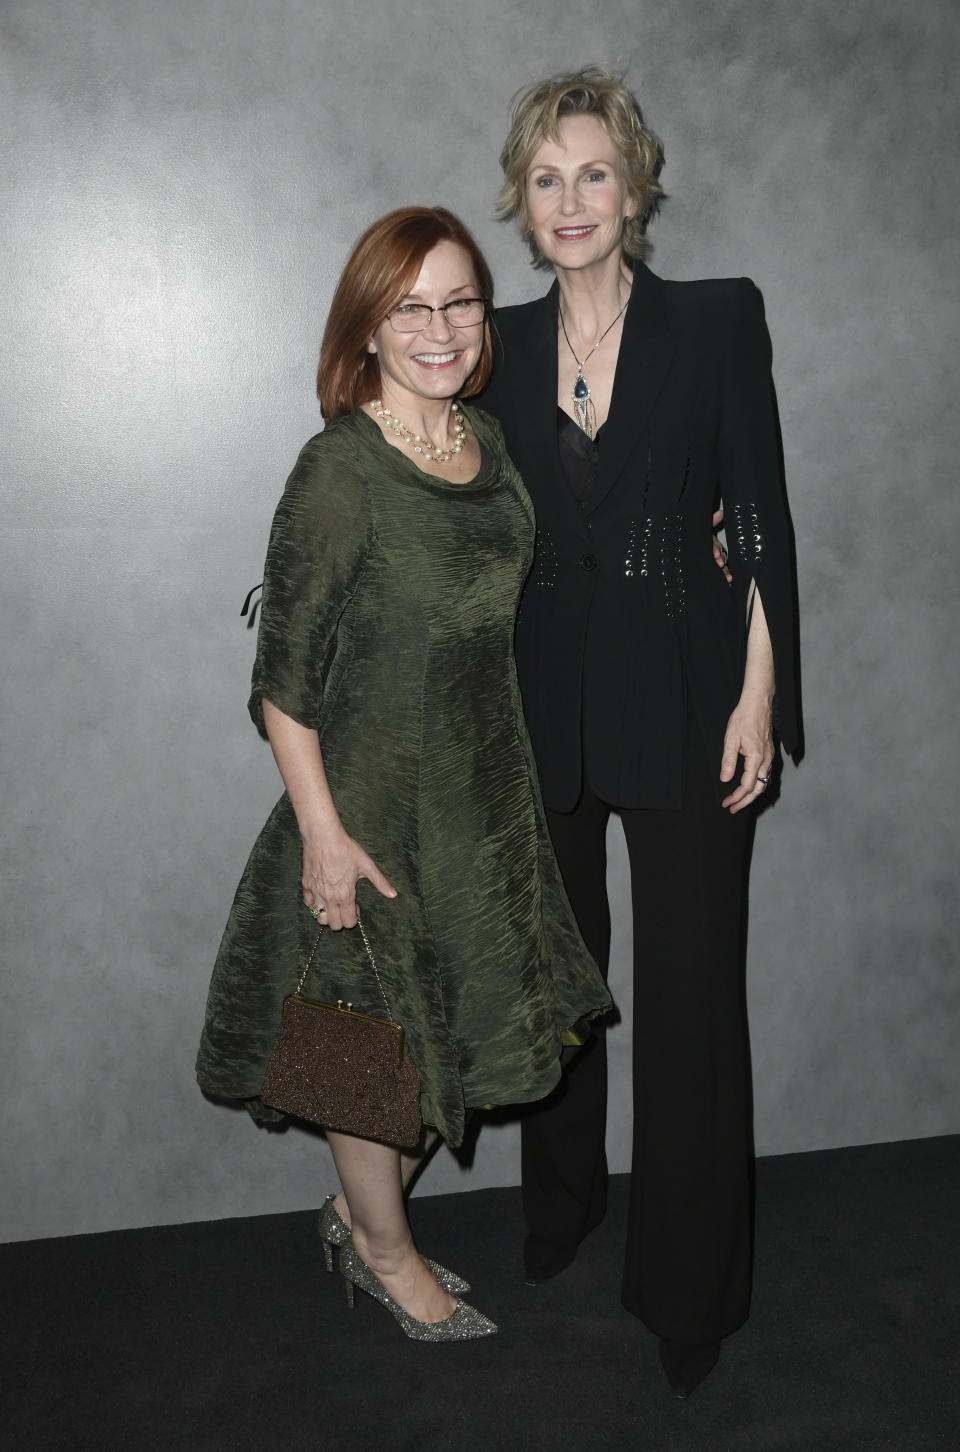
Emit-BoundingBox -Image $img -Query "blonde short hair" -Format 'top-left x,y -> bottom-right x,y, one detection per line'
496,68 -> 664,269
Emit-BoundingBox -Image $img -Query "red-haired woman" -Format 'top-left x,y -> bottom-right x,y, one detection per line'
196,207 -> 610,1342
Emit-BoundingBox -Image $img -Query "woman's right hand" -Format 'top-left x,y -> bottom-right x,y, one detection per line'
259,700 -> 397,931
301,827 -> 397,931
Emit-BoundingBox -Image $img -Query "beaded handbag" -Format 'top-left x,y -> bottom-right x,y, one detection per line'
261,913 -> 422,1148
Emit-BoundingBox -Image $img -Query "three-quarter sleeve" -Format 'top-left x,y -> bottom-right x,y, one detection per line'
721,279 -> 800,754
248,433 -> 373,737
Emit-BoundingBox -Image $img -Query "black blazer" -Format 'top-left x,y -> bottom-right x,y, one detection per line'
476,261 -> 800,812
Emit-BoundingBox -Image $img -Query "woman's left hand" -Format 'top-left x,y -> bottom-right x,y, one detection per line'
720,688 -> 774,813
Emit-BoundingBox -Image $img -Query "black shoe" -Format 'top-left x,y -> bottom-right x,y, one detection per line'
523,1234 -> 578,1286
658,1339 -> 721,1399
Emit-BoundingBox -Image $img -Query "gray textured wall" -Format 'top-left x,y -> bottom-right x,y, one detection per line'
2,0 -> 957,1242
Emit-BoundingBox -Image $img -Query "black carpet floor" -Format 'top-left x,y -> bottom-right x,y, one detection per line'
3,1136 -> 959,1451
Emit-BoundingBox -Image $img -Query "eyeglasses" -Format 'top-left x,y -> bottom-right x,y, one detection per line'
386,297 -> 488,333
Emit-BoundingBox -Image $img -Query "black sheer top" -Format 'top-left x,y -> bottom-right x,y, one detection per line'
557,408 -> 606,512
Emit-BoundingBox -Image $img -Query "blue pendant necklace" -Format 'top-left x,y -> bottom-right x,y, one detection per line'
559,296 -> 629,439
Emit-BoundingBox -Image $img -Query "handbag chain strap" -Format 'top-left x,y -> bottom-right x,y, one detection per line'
296,909 -> 394,1019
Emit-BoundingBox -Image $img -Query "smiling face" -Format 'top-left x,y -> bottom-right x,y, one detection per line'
367,240 -> 485,414
525,112 -> 636,274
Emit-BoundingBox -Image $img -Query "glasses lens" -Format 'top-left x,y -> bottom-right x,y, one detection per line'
389,304 -> 433,332
442,298 -> 486,327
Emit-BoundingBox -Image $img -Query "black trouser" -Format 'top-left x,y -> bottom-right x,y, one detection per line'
522,712 -> 754,1343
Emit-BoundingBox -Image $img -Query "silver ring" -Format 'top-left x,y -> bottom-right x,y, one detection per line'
757,774 -> 769,786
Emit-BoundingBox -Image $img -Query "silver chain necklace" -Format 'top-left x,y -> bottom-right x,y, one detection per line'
558,297 -> 629,439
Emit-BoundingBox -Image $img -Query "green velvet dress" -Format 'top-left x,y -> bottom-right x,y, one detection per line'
195,405 -> 611,1147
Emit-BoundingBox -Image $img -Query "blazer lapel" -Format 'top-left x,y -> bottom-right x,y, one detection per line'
524,280 -> 560,454
508,283 -> 591,530
519,282 -> 563,485
590,262 -> 675,513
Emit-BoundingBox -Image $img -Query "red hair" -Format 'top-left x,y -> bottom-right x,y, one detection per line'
316,207 -> 494,421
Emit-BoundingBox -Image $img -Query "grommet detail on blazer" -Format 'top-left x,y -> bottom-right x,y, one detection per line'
660,513 -> 686,618
732,502 -> 763,565
533,528 -> 559,586
625,519 -> 638,577
625,517 -> 654,579
641,517 -> 653,577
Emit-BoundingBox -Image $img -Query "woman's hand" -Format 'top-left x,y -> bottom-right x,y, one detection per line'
260,699 -> 397,930
301,827 -> 396,931
720,581 -> 775,812
712,508 -> 733,584
720,688 -> 774,812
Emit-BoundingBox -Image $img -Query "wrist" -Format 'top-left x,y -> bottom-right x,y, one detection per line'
298,812 -> 343,846
738,676 -> 775,710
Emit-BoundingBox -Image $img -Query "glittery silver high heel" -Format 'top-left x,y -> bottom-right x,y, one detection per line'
317,1196 -> 350,1273
318,1195 -> 471,1294
339,1244 -> 497,1342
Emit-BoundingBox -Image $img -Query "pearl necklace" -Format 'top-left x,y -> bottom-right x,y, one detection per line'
370,399 -> 465,464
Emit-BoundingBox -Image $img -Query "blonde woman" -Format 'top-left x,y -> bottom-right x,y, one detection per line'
478,70 -> 799,1396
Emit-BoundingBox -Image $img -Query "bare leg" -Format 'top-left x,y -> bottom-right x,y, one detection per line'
332,1129 -> 439,1225
401,1128 -> 441,1190
326,1129 -> 455,1324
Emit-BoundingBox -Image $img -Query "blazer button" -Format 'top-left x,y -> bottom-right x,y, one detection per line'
579,552 -> 598,571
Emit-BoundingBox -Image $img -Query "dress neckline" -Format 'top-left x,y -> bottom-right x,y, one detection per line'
354,405 -> 499,492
